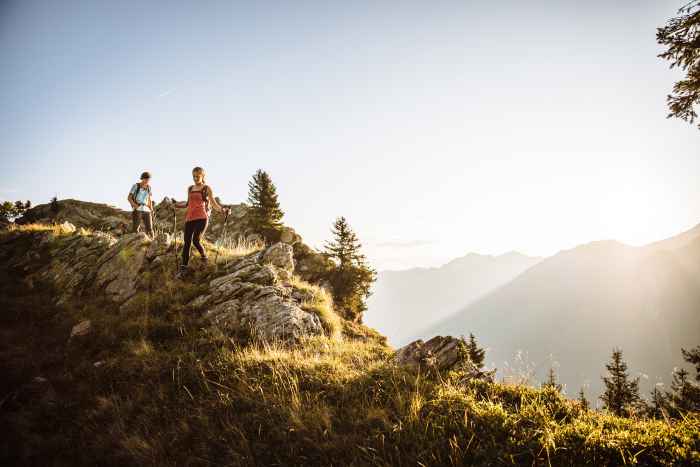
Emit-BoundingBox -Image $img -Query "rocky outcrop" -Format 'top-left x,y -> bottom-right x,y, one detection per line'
292,242 -> 335,284
192,244 -> 326,342
0,227 -> 329,343
395,336 -> 496,380
38,230 -> 117,305
0,229 -> 167,307
262,242 -> 295,271
94,233 -> 151,304
17,199 -> 132,235
16,199 -> 336,292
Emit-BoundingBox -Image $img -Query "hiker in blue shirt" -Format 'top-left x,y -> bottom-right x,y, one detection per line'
127,171 -> 154,238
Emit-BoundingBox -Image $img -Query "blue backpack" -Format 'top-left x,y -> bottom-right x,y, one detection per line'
130,183 -> 151,207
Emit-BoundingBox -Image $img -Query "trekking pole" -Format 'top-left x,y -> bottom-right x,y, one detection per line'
152,206 -> 158,236
172,206 -> 178,268
213,208 -> 230,270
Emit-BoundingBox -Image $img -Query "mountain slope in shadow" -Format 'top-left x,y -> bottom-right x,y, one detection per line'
417,224 -> 700,401
364,252 -> 542,346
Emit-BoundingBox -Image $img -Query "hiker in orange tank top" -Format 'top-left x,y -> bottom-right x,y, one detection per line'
173,166 -> 229,277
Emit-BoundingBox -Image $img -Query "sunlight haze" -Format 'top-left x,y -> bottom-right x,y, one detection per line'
1,0 -> 698,270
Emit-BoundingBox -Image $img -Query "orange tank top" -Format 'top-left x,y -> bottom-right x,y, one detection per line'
185,187 -> 209,222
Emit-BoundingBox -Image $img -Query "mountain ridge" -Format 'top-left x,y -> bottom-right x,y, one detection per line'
0,200 -> 698,465
415,220 -> 700,399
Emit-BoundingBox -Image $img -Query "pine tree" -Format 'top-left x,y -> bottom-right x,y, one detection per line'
657,1 -> 700,130
542,367 -> 563,393
681,346 -> 700,381
323,217 -> 376,322
663,346 -> 700,417
246,170 -> 284,243
461,333 -> 486,370
323,217 -> 365,269
669,367 -> 700,414
647,386 -> 668,420
578,388 -> 589,411
600,348 -> 641,417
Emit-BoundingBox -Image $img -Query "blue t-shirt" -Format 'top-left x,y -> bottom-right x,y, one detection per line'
130,183 -> 152,212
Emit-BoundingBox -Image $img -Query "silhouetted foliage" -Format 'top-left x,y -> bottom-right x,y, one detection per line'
0,200 -> 31,222
600,348 -> 642,417
646,386 -> 669,420
542,367 -> 563,393
663,345 -> 700,417
657,1 -> 700,129
578,388 -> 590,411
246,170 -> 284,244
460,333 -> 486,370
682,345 -> 700,380
322,216 -> 376,323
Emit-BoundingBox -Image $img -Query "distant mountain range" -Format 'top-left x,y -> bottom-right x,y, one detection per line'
364,251 -> 542,346
415,223 -> 700,401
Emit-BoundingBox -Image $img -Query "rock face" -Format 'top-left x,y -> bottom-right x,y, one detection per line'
38,231 -> 117,305
95,233 -> 150,304
0,227 -> 329,344
292,242 -> 335,283
279,226 -> 301,245
192,245 -> 326,342
1,229 -> 169,307
17,199 -> 132,235
395,336 -> 496,380
0,183 -> 383,345
262,242 -> 295,271
16,199 -> 338,296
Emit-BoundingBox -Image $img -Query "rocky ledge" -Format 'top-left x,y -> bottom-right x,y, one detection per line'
0,228 -> 329,343
190,242 -> 326,341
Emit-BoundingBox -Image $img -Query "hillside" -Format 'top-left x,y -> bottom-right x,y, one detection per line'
418,226 -> 700,400
0,208 -> 698,465
365,252 -> 542,346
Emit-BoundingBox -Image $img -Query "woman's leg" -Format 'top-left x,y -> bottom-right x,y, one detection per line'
182,220 -> 195,266
192,218 -> 208,258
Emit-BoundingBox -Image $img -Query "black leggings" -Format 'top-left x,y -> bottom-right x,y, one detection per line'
182,218 -> 208,265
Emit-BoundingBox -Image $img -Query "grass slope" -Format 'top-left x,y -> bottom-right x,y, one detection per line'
0,228 -> 698,466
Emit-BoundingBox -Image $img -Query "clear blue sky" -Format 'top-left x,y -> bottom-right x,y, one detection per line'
1,0 -> 698,270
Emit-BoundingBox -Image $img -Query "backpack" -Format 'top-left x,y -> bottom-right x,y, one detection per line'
131,183 -> 151,206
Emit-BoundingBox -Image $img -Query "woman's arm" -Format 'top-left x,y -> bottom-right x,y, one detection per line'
172,188 -> 189,209
208,187 -> 228,213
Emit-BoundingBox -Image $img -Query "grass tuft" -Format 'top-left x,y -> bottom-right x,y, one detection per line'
289,274 -> 342,339
5,222 -> 83,236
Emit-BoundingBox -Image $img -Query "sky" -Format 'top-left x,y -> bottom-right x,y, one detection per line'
1,0 -> 698,270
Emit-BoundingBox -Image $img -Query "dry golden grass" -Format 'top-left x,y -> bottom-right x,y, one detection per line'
6,222 -> 85,236
198,236 -> 265,265
288,274 -> 342,339
2,226 -> 699,467
227,334 -> 392,377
